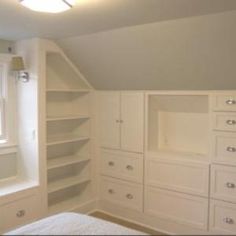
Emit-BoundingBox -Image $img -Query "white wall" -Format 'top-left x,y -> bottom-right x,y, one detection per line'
58,10 -> 236,90
0,39 -> 13,53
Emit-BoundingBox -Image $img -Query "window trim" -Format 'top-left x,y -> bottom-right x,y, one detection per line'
0,54 -> 17,147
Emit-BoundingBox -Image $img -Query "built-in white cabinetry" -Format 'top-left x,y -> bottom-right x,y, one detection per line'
210,94 -> 236,234
99,92 -> 144,212
45,48 -> 94,214
100,92 -> 144,153
143,92 -> 211,233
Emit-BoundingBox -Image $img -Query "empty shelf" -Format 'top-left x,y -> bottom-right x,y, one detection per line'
47,155 -> 90,170
46,89 -> 90,93
47,134 -> 90,146
47,115 -> 90,122
48,176 -> 90,194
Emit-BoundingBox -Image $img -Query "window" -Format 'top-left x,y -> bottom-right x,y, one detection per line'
0,54 -> 16,146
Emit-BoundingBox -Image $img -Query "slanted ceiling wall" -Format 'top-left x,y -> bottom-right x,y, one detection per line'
58,10 -> 236,90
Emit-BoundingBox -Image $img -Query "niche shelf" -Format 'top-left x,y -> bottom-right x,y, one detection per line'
147,94 -> 210,162
46,51 -> 93,213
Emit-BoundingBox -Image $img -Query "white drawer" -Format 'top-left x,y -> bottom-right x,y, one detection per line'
213,113 -> 236,132
0,195 -> 40,232
145,159 -> 209,197
210,200 -> 236,234
101,177 -> 143,212
211,165 -> 236,203
145,187 -> 208,230
212,132 -> 236,165
101,149 -> 143,183
212,95 -> 236,112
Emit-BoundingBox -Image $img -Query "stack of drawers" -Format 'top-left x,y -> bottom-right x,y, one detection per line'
100,149 -> 144,212
210,95 -> 236,234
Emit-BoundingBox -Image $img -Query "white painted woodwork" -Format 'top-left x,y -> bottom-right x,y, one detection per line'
0,195 -> 40,232
99,92 -> 144,153
145,187 -> 208,230
146,158 -> 209,197
101,177 -> 143,212
120,92 -> 144,153
101,149 -> 143,184
212,95 -> 236,112
210,200 -> 236,234
147,94 -> 209,156
212,132 -> 236,166
99,92 -> 120,149
211,164 -> 236,203
213,112 -> 236,132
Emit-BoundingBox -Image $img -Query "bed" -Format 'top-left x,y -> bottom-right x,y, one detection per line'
5,212 -> 146,235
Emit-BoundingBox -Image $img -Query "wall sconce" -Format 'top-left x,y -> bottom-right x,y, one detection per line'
11,56 -> 29,82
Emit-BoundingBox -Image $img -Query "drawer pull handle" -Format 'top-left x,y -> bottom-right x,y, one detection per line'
223,217 -> 234,224
227,146 -> 236,152
116,120 -> 120,123
108,189 -> 114,194
126,194 -> 133,199
108,161 -> 115,166
226,182 -> 235,188
16,210 -> 25,218
226,120 -> 236,125
126,165 -> 133,171
226,99 -> 236,105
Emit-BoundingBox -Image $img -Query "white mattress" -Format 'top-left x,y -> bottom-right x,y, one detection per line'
5,212 -> 147,235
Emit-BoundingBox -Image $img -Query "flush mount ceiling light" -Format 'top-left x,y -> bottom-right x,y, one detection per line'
19,0 -> 75,13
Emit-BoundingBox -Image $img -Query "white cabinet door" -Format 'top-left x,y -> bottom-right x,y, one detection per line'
100,92 -> 120,149
121,92 -> 144,153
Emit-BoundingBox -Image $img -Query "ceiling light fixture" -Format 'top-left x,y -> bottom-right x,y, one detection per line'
19,0 -> 75,13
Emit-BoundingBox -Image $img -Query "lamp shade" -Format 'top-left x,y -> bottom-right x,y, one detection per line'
11,57 -> 25,71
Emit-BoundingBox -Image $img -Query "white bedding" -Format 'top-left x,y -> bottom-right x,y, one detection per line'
5,213 -> 147,235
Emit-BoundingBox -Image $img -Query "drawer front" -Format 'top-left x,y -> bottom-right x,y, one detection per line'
101,177 -> 143,212
212,95 -> 236,112
213,113 -> 236,132
146,159 -> 209,197
145,187 -> 208,230
212,132 -> 236,165
210,200 -> 236,234
211,165 -> 236,203
1,195 -> 40,232
101,149 -> 143,183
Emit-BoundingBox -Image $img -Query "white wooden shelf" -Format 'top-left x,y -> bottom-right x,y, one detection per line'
48,195 -> 91,215
47,134 -> 90,146
47,155 -> 90,170
46,115 -> 90,122
46,89 -> 90,93
48,176 -> 90,194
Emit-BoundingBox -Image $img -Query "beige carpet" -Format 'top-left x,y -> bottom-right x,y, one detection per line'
90,211 -> 164,235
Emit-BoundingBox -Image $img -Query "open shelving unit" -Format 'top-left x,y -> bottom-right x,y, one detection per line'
147,94 -> 210,162
46,52 -> 93,214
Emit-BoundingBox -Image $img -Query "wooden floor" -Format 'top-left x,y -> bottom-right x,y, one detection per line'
90,211 -> 164,235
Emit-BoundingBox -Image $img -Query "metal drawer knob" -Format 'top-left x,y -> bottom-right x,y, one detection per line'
126,194 -> 133,199
226,182 -> 235,188
223,217 -> 234,224
16,210 -> 25,218
226,99 -> 236,105
227,146 -> 236,152
226,120 -> 236,125
108,161 -> 114,166
126,165 -> 133,171
108,189 -> 114,194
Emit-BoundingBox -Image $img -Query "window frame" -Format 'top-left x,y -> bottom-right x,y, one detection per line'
0,54 -> 17,147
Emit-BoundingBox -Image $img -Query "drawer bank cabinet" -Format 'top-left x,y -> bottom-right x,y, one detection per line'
0,194 -> 40,233
101,177 -> 143,212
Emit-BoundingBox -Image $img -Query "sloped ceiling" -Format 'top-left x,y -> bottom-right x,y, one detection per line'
1,0 -> 236,39
57,10 -> 236,90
